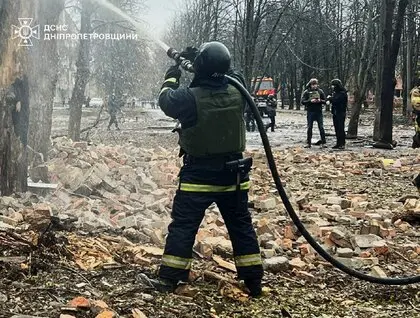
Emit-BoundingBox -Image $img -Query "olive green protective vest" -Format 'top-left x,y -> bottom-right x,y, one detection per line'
179,84 -> 246,157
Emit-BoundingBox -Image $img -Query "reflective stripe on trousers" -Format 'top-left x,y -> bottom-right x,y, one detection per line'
235,253 -> 263,267
179,181 -> 250,192
161,254 -> 192,270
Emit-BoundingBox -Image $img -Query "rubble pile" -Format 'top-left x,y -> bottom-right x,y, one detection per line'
2,141 -> 420,278
31,137 -> 182,245
1,138 -> 420,316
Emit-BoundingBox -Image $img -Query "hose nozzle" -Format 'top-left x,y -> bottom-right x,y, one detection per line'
166,47 -> 195,73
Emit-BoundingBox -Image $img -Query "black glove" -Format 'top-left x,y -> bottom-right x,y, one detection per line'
180,46 -> 198,62
161,65 -> 181,91
165,65 -> 181,81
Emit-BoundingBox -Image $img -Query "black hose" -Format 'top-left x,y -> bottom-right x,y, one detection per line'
225,74 -> 420,285
166,46 -> 419,285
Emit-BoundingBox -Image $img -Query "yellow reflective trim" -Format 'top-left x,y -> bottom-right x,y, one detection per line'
164,77 -> 177,83
159,87 -> 171,98
234,253 -> 262,267
161,254 -> 192,270
179,181 -> 250,192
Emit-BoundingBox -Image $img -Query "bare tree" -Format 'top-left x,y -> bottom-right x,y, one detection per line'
68,0 -> 93,141
374,0 -> 408,147
28,0 -> 65,160
347,1 -> 378,138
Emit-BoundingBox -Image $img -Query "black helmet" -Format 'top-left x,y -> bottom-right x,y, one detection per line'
193,41 -> 231,78
331,79 -> 342,87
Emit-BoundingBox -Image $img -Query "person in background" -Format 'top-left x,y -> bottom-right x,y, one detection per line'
265,94 -> 277,132
301,78 -> 326,148
410,78 -> 420,148
107,93 -> 120,130
327,79 -> 348,149
245,101 -> 256,132
85,96 -> 91,108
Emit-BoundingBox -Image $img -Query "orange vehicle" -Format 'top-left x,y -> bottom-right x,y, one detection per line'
251,77 -> 276,98
251,76 -> 276,116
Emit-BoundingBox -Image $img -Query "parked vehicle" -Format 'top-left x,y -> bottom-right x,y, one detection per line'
90,97 -> 104,107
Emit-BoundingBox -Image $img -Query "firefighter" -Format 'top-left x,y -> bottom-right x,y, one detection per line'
156,41 -> 263,297
245,100 -> 256,132
410,78 -> 420,148
107,93 -> 120,130
265,94 -> 277,132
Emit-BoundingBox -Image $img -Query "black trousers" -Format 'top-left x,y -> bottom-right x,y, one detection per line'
108,113 -> 119,129
266,115 -> 276,132
159,169 -> 263,282
333,111 -> 346,146
245,112 -> 256,132
307,111 -> 326,144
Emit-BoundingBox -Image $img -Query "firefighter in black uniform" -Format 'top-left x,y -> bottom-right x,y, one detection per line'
265,94 -> 277,132
155,42 -> 263,297
245,100 -> 256,132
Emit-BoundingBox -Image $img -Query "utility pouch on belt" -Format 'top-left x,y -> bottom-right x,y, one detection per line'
225,157 -> 253,209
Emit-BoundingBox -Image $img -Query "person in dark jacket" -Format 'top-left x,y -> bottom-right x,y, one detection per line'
265,94 -> 277,132
301,78 -> 326,148
107,93 -> 120,130
245,101 -> 256,132
327,79 -> 348,149
155,42 -> 263,297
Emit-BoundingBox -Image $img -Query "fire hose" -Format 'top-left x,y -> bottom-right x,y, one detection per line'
166,47 -> 420,285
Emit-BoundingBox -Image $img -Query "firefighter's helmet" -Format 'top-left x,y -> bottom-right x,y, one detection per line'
331,79 -> 342,87
193,41 -> 231,78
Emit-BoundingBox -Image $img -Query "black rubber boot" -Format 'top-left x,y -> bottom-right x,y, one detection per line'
149,278 -> 178,293
244,279 -> 262,298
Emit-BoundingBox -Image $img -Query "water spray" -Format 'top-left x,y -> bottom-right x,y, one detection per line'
92,0 -> 420,286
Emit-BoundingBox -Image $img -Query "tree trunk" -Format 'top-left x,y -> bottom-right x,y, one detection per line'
68,0 -> 92,141
373,0 -> 386,141
0,0 -> 34,195
377,0 -> 408,145
347,90 -> 364,138
347,4 -> 377,138
28,0 -> 64,161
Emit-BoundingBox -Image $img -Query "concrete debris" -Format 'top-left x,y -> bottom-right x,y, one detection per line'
1,138 -> 417,285
263,256 -> 290,273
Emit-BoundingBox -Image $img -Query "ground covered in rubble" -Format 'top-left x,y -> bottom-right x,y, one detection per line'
1,108 -> 419,318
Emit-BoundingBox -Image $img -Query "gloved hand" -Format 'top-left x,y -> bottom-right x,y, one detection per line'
180,46 -> 198,62
161,65 -> 181,91
165,65 -> 181,81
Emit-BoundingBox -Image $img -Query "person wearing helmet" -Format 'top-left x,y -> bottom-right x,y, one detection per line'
301,78 -> 327,148
156,42 -> 263,297
327,79 -> 348,149
265,94 -> 277,132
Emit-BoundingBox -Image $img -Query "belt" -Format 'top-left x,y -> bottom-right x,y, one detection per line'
183,153 -> 243,165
